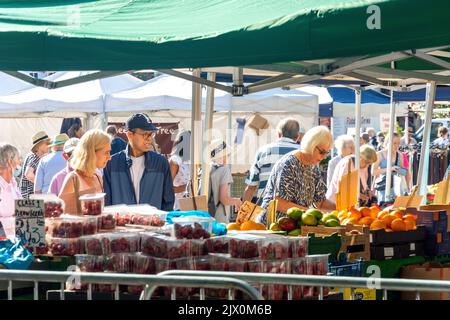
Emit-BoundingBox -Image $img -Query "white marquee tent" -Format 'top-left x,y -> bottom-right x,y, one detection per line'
0,72 -> 142,157
105,74 -> 320,173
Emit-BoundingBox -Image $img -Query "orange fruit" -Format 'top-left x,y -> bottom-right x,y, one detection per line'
382,214 -> 397,228
377,210 -> 389,220
370,206 -> 381,218
404,220 -> 416,231
385,228 -> 394,233
254,223 -> 267,231
370,220 -> 387,230
391,210 -> 403,219
404,214 -> 417,221
391,219 -> 406,232
358,217 -> 374,226
348,211 -> 362,221
240,221 -> 257,231
227,222 -> 241,231
360,207 -> 372,218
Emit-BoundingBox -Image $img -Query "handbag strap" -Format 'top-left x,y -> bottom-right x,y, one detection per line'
72,173 -> 82,214
189,179 -> 198,211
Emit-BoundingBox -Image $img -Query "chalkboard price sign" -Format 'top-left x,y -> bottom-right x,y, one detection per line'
15,199 -> 45,247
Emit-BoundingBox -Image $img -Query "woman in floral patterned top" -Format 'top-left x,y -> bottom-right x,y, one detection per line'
259,126 -> 335,224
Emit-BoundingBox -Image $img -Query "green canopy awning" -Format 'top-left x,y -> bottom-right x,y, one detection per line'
1,0 -> 450,70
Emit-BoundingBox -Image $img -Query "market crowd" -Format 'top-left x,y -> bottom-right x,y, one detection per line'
0,112 -> 439,237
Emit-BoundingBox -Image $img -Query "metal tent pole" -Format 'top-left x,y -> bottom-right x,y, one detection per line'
385,90 -> 396,203
190,68 -> 202,195
354,89 -> 362,202
418,82 -> 437,200
201,72 -> 216,196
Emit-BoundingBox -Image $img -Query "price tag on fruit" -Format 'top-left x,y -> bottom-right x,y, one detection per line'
14,199 -> 45,247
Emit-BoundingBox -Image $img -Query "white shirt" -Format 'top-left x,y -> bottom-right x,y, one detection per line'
130,156 -> 145,203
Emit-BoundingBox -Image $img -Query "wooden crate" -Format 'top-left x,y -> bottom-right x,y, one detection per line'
302,224 -> 370,262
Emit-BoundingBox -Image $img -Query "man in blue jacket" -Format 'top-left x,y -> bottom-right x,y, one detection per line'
103,113 -> 175,211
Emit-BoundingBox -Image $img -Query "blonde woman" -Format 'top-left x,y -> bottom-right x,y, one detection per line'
326,144 -> 378,207
259,126 -> 335,224
372,132 -> 410,203
59,129 -> 111,214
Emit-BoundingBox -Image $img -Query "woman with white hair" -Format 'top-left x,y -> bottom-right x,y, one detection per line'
205,139 -> 242,223
59,130 -> 111,214
326,144 -> 378,207
259,126 -> 336,224
0,143 -> 22,238
326,135 -> 355,187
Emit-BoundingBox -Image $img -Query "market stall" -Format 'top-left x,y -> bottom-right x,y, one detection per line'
1,0 -> 450,302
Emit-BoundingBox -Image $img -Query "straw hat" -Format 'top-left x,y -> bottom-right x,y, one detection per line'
63,138 -> 80,154
31,131 -> 50,149
49,133 -> 69,147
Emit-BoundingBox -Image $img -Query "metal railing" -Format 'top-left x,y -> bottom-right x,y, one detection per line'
0,269 -> 263,300
156,270 -> 450,300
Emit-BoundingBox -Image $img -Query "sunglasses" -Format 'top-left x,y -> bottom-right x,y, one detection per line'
316,146 -> 330,156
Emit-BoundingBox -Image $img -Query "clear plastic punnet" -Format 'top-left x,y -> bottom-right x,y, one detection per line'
228,234 -> 265,259
47,214 -> 98,238
171,216 -> 213,239
47,237 -> 84,256
30,194 -> 65,218
79,193 -> 105,216
304,254 -> 330,298
258,235 -> 289,260
287,236 -> 309,258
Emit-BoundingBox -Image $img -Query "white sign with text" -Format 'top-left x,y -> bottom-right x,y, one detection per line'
15,199 -> 45,247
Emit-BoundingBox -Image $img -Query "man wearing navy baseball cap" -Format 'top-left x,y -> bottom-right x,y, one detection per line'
103,113 -> 174,210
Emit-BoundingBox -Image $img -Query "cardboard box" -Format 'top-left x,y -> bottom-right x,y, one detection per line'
178,196 -> 208,212
401,263 -> 450,300
419,204 -> 450,232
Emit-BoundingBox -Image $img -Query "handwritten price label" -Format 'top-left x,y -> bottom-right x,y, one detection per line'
15,199 -> 45,247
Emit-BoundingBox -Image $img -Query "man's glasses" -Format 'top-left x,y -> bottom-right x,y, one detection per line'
316,146 -> 329,156
132,131 -> 156,139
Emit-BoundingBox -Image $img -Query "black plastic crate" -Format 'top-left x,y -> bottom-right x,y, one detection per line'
328,254 -> 364,277
369,226 -> 427,246
371,242 -> 425,260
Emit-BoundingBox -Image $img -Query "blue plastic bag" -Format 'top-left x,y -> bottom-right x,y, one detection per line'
0,237 -> 34,270
166,210 -> 227,236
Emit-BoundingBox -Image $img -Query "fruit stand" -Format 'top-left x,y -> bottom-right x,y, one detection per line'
4,190 -> 450,301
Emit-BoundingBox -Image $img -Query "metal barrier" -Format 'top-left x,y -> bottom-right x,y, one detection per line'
0,269 -> 263,300
156,270 -> 450,300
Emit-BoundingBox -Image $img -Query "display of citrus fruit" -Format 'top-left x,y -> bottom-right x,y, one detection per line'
240,221 -> 266,231
370,219 -> 387,230
358,216 -> 374,226
359,207 -> 372,218
404,219 -> 416,231
391,210 -> 403,219
391,218 -> 406,232
227,222 -> 241,231
381,214 -> 396,227
403,214 -> 417,221
377,210 -> 389,220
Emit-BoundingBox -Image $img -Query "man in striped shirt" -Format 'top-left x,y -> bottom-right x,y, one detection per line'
243,118 -> 303,204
